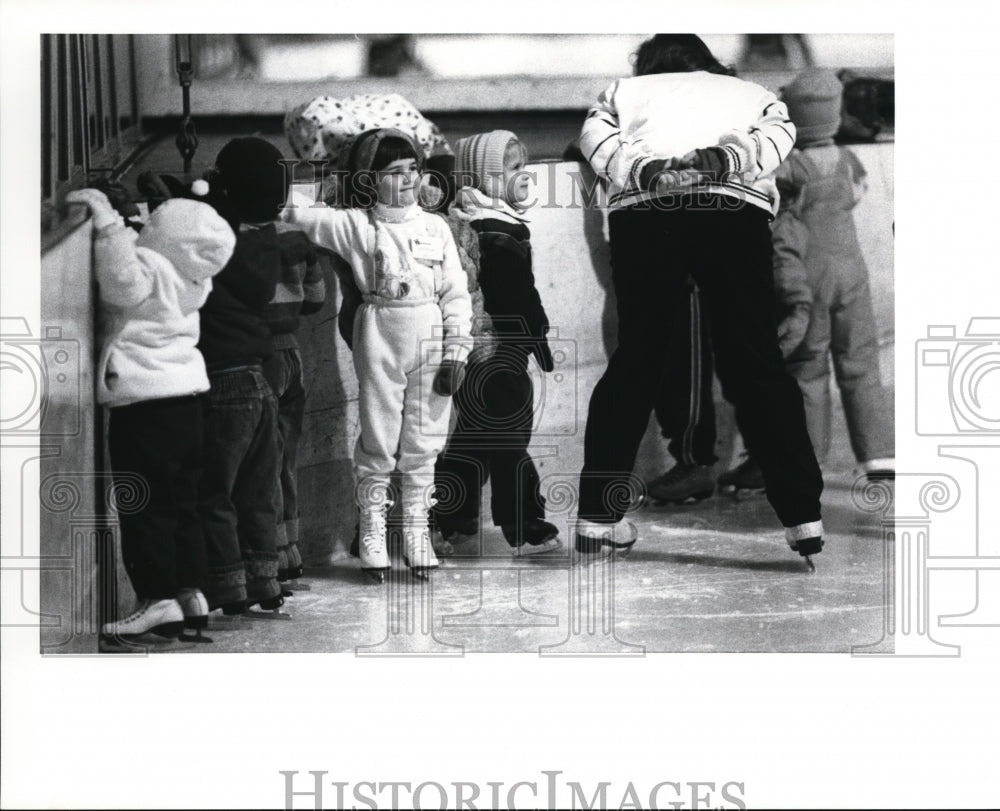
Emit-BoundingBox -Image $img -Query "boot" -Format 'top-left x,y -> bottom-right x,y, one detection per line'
101,598 -> 184,639
646,463 -> 716,504
359,503 -> 390,583
574,517 -> 638,558
504,518 -> 562,555
717,454 -> 766,495
402,503 -> 439,578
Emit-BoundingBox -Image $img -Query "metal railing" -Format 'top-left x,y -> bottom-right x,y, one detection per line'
40,34 -> 150,246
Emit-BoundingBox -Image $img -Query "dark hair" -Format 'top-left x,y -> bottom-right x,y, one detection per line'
370,134 -> 421,173
345,131 -> 421,208
633,34 -> 736,77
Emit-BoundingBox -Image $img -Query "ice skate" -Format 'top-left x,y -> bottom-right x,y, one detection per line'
859,458 -> 895,482
646,463 -> 716,505
718,454 -> 766,497
505,518 -> 562,556
359,504 -> 391,583
574,517 -> 638,559
176,588 -> 212,643
402,504 -> 439,579
101,598 -> 184,641
786,522 -> 824,572
244,593 -> 292,620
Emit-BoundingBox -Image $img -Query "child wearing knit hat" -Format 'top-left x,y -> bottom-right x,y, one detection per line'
432,130 -> 561,554
771,69 -> 894,479
281,128 -> 472,581
65,188 -> 236,641
196,137 -> 295,616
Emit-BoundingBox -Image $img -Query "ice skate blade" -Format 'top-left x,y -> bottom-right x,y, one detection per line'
405,563 -> 437,580
514,538 -> 563,557
804,555 -> 816,573
362,568 -> 388,584
651,491 -> 713,507
243,608 -> 292,620
180,630 -> 214,643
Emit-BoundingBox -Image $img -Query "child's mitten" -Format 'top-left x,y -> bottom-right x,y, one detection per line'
65,188 -> 124,230
432,360 -> 467,396
778,304 -> 811,358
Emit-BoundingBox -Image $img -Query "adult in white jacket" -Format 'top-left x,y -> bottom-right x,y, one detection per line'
67,189 -> 235,639
574,35 -> 825,566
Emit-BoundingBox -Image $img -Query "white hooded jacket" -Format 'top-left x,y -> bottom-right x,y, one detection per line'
93,199 -> 236,407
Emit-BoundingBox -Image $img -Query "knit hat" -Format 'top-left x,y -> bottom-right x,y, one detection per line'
214,137 -> 288,224
454,130 -> 519,197
781,69 -> 844,146
136,198 -> 236,283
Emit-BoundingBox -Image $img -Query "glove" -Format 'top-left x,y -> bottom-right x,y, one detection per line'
432,360 -> 466,397
65,188 -> 122,230
778,304 -> 811,358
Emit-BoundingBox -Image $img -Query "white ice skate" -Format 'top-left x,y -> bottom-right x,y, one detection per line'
359,504 -> 390,583
101,598 -> 184,640
402,505 -> 439,579
573,517 -> 638,559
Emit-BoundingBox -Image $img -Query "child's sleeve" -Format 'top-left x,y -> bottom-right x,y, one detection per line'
718,92 -> 798,181
771,205 -> 813,358
280,188 -> 357,259
93,223 -> 157,309
279,230 -> 326,315
579,80 -> 649,194
842,148 -> 870,207
434,218 -> 473,365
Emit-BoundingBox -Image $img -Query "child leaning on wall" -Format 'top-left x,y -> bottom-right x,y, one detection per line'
432,130 -> 561,554
66,188 -> 235,641
281,128 -> 472,582
776,69 -> 894,479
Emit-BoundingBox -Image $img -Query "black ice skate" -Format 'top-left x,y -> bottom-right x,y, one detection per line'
646,463 -> 716,505
717,455 -> 766,497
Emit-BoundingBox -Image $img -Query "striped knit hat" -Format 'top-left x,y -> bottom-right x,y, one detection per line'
454,130 -> 518,197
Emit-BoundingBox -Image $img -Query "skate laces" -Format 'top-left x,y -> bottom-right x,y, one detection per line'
117,600 -> 154,623
361,509 -> 387,554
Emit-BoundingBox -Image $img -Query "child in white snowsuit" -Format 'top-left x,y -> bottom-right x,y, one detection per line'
66,188 -> 235,640
282,128 -> 472,579
777,69 -> 894,477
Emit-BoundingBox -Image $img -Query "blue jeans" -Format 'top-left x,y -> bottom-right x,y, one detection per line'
262,346 -> 306,576
201,366 -> 281,606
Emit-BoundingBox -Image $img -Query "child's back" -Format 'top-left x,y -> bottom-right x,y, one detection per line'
95,198 -> 234,407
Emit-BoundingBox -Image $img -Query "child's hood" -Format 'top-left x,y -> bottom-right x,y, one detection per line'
451,186 -> 529,226
136,198 -> 236,284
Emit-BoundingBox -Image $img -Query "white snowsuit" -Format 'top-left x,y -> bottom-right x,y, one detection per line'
282,193 -> 472,510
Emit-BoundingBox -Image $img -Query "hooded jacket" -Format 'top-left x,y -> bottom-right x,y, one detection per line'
93,199 -> 235,406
